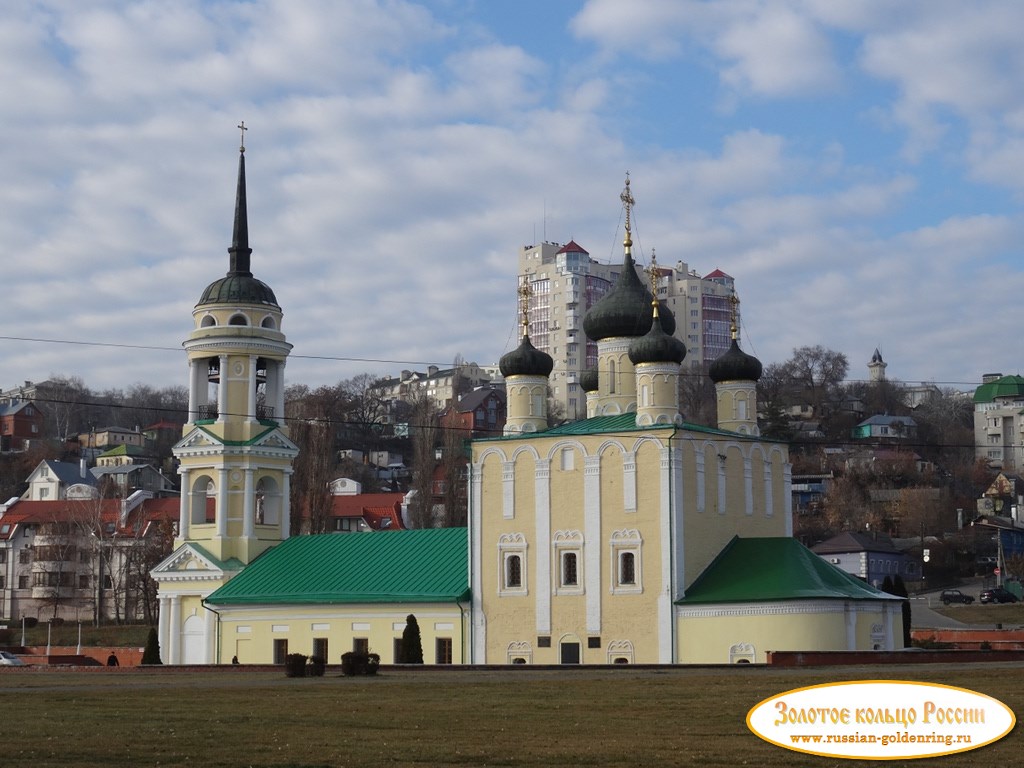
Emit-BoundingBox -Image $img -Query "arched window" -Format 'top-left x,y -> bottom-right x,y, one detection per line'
619,552 -> 636,585
506,554 -> 522,588
228,313 -> 248,326
608,360 -> 616,393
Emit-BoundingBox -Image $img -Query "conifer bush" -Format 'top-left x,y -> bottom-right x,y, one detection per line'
141,626 -> 162,665
401,614 -> 423,664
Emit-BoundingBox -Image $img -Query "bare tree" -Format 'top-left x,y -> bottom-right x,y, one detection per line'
286,385 -> 341,535
407,394 -> 439,529
784,345 -> 849,415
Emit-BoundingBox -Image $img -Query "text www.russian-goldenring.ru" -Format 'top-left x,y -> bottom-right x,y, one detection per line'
790,732 -> 972,747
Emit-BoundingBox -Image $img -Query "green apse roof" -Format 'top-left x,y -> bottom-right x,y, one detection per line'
676,536 -> 901,605
205,527 -> 469,606
973,374 -> 1024,404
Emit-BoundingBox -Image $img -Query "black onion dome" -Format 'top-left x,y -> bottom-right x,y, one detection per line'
579,368 -> 599,393
197,275 -> 279,307
500,335 -> 554,378
583,255 -> 675,341
709,339 -> 763,383
628,316 -> 686,365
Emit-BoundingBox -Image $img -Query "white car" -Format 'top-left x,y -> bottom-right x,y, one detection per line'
0,651 -> 26,666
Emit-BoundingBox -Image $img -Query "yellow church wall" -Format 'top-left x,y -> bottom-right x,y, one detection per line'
215,603 -> 468,665
680,439 -> 789,588
596,438 -> 664,662
676,602 -> 886,664
477,448 -> 537,661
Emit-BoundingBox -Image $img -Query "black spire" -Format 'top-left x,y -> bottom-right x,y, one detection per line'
228,144 -> 252,277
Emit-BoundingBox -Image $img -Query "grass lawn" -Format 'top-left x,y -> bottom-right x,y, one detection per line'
1,624 -> 151,648
931,603 -> 1024,626
1,664 -> 1020,767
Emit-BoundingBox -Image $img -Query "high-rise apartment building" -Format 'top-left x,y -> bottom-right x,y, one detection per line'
518,241 -> 737,420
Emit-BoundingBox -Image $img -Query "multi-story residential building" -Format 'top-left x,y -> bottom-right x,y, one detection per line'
518,241 -> 738,421
0,399 -> 44,452
974,373 -> 1024,470
0,494 -> 177,623
379,363 -> 493,414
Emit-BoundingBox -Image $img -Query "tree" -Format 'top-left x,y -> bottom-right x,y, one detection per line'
338,373 -> 390,448
141,626 -> 162,665
400,614 -> 423,664
783,345 -> 849,417
407,394 -> 439,529
286,385 -> 342,534
678,369 -> 716,428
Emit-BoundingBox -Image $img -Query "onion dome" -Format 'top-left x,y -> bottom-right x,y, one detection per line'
500,335 -> 554,378
583,253 -> 675,340
579,367 -> 599,393
709,339 -> 762,383
628,312 -> 686,365
197,138 -> 280,308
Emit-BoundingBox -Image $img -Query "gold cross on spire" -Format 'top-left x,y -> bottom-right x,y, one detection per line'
238,121 -> 248,152
620,172 -> 634,254
729,292 -> 740,339
646,250 -> 661,318
518,281 -> 532,337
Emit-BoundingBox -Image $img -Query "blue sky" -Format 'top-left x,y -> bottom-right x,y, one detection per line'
3,0 -> 1024,395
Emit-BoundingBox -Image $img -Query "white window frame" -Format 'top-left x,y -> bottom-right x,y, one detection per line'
610,529 -> 643,595
498,533 -> 528,596
553,530 -> 584,596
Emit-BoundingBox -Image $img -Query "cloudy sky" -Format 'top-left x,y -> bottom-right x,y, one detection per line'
3,0 -> 1024,396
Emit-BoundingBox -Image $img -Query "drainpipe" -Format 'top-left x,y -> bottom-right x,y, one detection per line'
201,599 -> 222,665
668,427 -> 678,665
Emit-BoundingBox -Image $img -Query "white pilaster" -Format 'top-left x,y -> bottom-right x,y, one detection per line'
535,459 -> 551,635
280,470 -> 291,540
247,355 -> 258,421
217,354 -> 228,422
502,461 -> 515,519
217,468 -> 229,538
584,455 -> 601,633
243,468 -> 255,538
169,595 -> 182,664
178,468 -> 191,539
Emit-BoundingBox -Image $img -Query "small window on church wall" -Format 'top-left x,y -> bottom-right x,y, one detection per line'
561,552 -> 578,586
261,316 -> 276,329
619,552 -> 636,585
530,394 -> 543,416
608,360 -> 616,393
506,554 -> 522,588
737,398 -> 747,420
228,314 -> 248,326
641,384 -> 649,407
201,315 -> 216,327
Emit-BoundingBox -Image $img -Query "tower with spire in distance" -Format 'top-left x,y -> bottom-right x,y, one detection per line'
708,293 -> 763,435
868,348 -> 887,383
152,126 -> 299,664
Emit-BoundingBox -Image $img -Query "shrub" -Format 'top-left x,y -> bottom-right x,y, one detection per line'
341,651 -> 380,676
22,617 -> 38,629
400,614 -> 423,664
141,627 -> 162,665
307,656 -> 326,677
49,617 -> 65,627
285,653 -> 308,677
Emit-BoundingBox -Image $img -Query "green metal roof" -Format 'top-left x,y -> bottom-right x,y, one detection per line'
205,527 -> 469,606
676,536 -> 901,605
974,374 -> 1024,404
188,543 -> 245,573
474,412 -> 754,443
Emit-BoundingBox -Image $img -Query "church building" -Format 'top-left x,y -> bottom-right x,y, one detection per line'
469,177 -> 901,665
152,146 -> 899,666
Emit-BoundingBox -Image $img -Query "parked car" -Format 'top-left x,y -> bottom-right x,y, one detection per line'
940,589 -> 974,605
0,651 -> 25,666
980,587 -> 1019,604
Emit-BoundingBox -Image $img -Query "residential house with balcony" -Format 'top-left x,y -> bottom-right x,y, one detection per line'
974,373 -> 1024,470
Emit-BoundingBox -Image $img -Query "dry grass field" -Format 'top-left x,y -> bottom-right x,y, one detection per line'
1,663 -> 1020,767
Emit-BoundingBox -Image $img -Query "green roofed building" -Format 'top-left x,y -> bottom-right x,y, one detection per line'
199,528 -> 469,664
675,537 -> 902,663
974,373 -> 1024,470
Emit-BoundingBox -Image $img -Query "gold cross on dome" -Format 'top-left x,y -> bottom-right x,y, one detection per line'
518,281 -> 532,335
